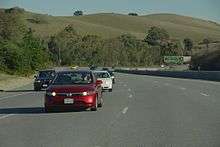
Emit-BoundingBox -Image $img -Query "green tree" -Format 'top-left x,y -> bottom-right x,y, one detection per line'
74,10 -> 83,16
21,29 -> 49,72
203,38 -> 210,49
48,36 -> 59,63
0,10 -> 26,41
55,25 -> 81,65
160,40 -> 183,56
144,26 -> 170,46
128,13 -> 138,16
183,38 -> 193,55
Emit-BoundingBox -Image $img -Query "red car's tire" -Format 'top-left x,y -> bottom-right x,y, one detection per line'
98,98 -> 103,108
45,106 -> 52,113
91,97 -> 98,111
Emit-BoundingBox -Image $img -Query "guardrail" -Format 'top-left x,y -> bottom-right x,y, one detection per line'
115,68 -> 220,82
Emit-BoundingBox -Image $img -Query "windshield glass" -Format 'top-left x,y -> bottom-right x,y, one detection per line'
94,72 -> 110,78
38,71 -> 55,79
108,71 -> 114,76
53,72 -> 92,85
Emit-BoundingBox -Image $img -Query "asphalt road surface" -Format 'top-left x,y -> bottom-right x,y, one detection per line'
0,73 -> 220,147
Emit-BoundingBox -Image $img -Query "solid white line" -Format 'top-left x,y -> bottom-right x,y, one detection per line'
200,93 -> 209,97
0,92 -> 32,101
122,107 -> 128,114
0,114 -> 15,120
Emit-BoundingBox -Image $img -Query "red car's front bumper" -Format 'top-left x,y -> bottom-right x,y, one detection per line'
45,95 -> 96,110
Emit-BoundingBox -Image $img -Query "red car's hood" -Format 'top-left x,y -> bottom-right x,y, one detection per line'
47,84 -> 95,93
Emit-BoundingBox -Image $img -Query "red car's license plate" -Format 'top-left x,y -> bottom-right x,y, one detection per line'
64,98 -> 74,104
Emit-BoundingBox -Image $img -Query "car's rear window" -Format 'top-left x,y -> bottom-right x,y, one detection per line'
53,72 -> 93,85
94,72 -> 110,78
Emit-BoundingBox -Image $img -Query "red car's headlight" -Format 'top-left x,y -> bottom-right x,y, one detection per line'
82,91 -> 96,96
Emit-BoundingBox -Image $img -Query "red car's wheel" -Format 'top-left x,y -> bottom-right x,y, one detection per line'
98,98 -> 103,107
91,97 -> 98,111
45,106 -> 52,113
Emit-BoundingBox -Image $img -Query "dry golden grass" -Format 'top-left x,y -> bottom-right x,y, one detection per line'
21,12 -> 220,42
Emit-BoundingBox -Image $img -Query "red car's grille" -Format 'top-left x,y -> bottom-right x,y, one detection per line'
56,93 -> 83,97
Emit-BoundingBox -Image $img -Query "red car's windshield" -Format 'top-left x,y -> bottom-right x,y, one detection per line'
53,72 -> 93,85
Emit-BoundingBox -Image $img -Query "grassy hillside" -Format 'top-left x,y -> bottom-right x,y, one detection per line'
1,7 -> 220,71
19,11 -> 220,42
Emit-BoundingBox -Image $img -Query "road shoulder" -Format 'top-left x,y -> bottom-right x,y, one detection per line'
0,73 -> 33,91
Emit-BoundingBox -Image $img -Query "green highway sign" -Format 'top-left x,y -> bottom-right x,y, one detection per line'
164,56 -> 184,64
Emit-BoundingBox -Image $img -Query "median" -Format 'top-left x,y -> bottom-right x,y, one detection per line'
115,68 -> 220,82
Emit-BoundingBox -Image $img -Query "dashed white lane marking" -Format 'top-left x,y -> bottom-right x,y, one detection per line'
0,114 -> 15,120
179,87 -> 186,90
128,88 -> 131,92
0,92 -> 32,101
200,93 -> 209,97
164,83 -> 170,86
153,81 -> 159,83
122,107 -> 128,114
129,94 -> 133,98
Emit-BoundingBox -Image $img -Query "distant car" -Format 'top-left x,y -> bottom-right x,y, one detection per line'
90,65 -> 97,70
44,70 -> 103,112
34,70 -> 56,91
102,67 -> 115,84
102,67 -> 109,71
93,71 -> 113,92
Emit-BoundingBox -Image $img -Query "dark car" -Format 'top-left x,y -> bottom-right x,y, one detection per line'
90,65 -> 97,70
44,70 -> 103,112
102,67 -> 109,71
34,70 -> 56,91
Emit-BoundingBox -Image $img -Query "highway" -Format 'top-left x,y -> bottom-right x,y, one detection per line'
0,73 -> 220,147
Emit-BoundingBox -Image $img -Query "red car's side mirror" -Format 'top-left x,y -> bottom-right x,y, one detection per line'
96,80 -> 102,85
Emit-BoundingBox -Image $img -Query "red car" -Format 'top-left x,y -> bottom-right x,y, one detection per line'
44,70 -> 103,112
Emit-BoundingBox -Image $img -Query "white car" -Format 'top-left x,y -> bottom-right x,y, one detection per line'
93,71 -> 113,92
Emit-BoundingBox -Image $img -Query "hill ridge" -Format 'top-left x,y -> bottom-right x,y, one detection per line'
2,7 -> 219,42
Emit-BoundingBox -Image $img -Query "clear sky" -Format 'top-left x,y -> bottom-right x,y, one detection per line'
0,0 -> 219,22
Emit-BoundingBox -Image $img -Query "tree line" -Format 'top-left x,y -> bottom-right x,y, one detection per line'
47,25 -> 186,67
1,8 -> 211,75
0,10 -> 50,75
